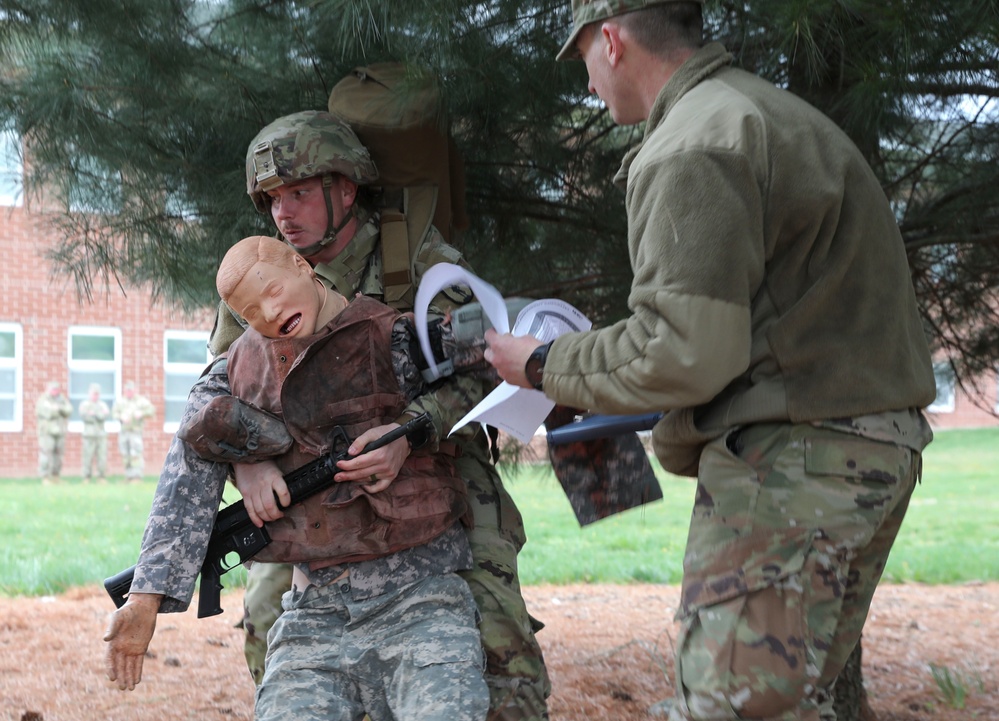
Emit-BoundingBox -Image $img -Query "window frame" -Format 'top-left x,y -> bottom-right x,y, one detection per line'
163,330 -> 211,433
0,121 -> 23,207
0,323 -> 23,432
927,361 -> 956,414
66,326 -> 122,433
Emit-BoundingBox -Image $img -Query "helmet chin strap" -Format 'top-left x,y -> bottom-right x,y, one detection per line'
287,175 -> 355,259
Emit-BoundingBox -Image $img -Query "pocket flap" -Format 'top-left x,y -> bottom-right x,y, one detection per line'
805,436 -> 901,483
680,528 -> 812,617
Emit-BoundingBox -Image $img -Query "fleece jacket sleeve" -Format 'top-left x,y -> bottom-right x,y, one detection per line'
544,139 -> 766,415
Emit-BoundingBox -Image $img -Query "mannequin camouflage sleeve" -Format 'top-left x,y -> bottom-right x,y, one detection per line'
129,362 -> 231,613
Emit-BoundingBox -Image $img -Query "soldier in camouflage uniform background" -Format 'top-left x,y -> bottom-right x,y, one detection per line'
484,1 -> 936,720
112,381 -> 156,482
80,382 -> 110,483
105,105 -> 550,720
35,380 -> 72,485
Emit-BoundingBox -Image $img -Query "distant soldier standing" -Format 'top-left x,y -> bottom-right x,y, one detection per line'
80,383 -> 110,483
36,381 -> 72,485
113,381 -> 155,482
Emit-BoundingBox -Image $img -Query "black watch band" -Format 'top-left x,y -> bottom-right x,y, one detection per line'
524,341 -> 552,391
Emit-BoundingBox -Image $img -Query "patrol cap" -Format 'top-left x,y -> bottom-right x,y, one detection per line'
89,383 -> 102,394
46,381 -> 60,393
557,0 -> 703,61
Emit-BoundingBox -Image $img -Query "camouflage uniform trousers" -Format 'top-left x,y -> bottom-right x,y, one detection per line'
38,432 -> 66,478
118,431 -> 145,479
241,449 -> 551,721
254,572 -> 489,721
243,561 -> 294,685
668,422 -> 921,721
82,435 -> 108,479
455,450 -> 551,721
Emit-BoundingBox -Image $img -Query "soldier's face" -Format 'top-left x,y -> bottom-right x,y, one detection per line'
268,177 -> 331,252
267,175 -> 357,264
577,22 -> 641,126
226,255 -> 324,339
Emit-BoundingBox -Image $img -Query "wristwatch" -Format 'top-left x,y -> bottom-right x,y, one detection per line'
524,341 -> 553,391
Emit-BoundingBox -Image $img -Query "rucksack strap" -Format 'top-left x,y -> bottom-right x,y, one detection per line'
381,185 -> 438,309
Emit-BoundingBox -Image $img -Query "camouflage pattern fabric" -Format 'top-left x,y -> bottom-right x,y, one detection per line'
241,562 -> 293,685
245,110 -> 379,212
117,432 -> 146,479
255,572 -> 488,721
543,404 -> 662,526
80,397 -> 110,480
113,392 -> 156,480
35,389 -> 72,479
128,362 -> 232,609
37,433 -> 66,479
667,421 -> 923,720
557,0 -> 704,61
456,445 -> 552,720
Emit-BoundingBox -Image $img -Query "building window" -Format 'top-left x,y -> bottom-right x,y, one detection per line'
67,153 -> 122,215
164,331 -> 211,432
0,323 -> 23,431
928,362 -> 956,414
0,121 -> 22,207
67,327 -> 121,429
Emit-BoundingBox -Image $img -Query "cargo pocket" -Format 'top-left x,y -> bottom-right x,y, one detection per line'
675,535 -> 814,719
683,429 -> 765,564
801,433 -> 913,550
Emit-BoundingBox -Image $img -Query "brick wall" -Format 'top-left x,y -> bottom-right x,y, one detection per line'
0,204 -> 215,478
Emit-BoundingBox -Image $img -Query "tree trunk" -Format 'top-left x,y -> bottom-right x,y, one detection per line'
833,638 -> 877,721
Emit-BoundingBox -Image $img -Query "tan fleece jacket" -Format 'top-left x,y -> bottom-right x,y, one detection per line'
545,43 -> 935,475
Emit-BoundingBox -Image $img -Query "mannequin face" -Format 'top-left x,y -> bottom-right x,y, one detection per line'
225,252 -> 325,339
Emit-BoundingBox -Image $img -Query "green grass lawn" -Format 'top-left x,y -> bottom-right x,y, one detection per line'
1,427 -> 996,598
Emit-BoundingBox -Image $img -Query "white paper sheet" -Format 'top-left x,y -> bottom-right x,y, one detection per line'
414,263 -> 510,380
413,264 -> 591,443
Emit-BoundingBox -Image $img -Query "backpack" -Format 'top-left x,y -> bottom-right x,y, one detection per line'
327,63 -> 468,309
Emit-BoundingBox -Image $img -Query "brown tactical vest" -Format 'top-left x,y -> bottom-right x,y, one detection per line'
227,296 -> 467,570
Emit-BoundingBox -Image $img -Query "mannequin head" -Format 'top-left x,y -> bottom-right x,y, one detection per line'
217,235 -> 348,339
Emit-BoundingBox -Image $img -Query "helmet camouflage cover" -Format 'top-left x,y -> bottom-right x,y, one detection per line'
245,110 -> 379,213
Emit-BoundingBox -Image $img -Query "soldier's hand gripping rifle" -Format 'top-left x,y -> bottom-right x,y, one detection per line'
104,412 -> 433,618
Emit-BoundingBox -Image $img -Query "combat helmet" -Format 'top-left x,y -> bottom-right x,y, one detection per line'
246,110 -> 379,211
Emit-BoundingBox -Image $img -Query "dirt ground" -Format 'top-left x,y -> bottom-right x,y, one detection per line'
0,582 -> 996,721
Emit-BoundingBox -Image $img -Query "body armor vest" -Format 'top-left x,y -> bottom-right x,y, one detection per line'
227,296 -> 467,570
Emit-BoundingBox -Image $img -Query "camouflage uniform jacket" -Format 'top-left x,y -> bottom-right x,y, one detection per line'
113,394 -> 155,432
79,399 -> 110,438
543,42 -> 935,475
35,393 -> 72,437
227,295 -> 469,581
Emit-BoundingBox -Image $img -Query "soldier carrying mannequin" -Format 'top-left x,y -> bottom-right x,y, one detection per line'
105,67 -> 551,721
